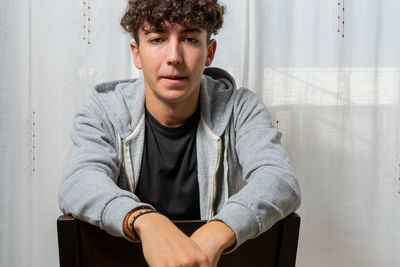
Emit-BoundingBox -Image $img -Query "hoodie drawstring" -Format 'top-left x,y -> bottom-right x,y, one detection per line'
223,125 -> 230,203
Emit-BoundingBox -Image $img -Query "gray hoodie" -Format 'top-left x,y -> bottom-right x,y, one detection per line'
59,67 -> 301,251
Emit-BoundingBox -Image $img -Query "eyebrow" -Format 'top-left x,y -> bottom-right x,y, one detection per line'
181,28 -> 202,34
143,27 -> 165,35
143,27 -> 203,35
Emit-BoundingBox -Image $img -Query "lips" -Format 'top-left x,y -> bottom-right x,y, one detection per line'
161,75 -> 187,80
160,75 -> 188,86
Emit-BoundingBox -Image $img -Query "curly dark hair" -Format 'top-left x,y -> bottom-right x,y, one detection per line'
120,0 -> 225,43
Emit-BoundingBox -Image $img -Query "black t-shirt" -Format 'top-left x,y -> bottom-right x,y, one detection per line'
135,107 -> 201,220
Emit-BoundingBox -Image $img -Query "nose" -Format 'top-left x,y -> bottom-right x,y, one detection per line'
167,39 -> 183,65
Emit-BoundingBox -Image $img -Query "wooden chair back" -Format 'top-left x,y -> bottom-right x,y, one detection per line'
57,213 -> 300,267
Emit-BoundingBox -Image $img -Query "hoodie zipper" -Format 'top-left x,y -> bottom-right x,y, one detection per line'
208,138 -> 222,218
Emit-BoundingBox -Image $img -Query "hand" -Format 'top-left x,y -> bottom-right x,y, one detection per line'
133,210 -> 210,267
190,221 -> 236,267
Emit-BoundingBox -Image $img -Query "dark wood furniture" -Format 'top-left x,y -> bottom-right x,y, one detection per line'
57,213 -> 300,267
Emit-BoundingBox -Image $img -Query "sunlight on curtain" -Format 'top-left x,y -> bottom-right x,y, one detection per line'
1,0 -> 399,266
245,1 -> 400,266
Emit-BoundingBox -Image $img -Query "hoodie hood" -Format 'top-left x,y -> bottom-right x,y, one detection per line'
93,68 -> 236,139
199,67 -> 236,136
92,67 -> 237,140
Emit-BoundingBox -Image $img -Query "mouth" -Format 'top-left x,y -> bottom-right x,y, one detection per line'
161,75 -> 188,80
160,75 -> 189,86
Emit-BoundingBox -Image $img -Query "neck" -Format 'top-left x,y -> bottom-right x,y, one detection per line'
145,89 -> 200,127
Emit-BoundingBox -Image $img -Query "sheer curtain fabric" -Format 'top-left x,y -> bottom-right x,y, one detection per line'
0,0 -> 399,266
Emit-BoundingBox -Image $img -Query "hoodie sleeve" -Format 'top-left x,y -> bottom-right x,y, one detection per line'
58,96 -> 152,239
211,88 -> 301,252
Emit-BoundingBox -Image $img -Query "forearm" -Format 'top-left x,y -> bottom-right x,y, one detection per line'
123,208 -> 236,250
60,170 -> 150,237
211,168 -> 300,251
190,220 -> 236,267
191,220 -> 236,253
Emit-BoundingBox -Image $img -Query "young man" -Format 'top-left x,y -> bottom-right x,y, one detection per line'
59,0 -> 301,266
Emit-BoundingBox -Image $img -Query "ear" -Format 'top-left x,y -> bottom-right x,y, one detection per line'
130,42 -> 142,69
205,39 -> 217,67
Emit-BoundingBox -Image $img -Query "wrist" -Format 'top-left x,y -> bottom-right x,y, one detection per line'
207,220 -> 236,252
134,211 -> 168,237
123,206 -> 153,241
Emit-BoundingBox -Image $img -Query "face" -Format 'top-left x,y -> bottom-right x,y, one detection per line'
131,21 -> 216,106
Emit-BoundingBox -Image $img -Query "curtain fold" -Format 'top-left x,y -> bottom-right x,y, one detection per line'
0,0 -> 33,266
1,0 -> 399,266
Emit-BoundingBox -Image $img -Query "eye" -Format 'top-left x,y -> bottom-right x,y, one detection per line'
184,37 -> 198,44
149,37 -> 163,44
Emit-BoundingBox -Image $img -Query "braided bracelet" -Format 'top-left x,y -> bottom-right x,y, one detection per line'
123,209 -> 137,241
130,209 -> 159,241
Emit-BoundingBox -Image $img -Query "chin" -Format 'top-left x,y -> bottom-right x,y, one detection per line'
160,91 -> 192,103
162,96 -> 189,104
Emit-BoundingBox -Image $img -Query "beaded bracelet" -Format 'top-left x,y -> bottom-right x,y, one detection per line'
130,209 -> 159,241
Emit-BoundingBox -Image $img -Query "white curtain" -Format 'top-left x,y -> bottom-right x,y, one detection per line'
1,0 -> 399,266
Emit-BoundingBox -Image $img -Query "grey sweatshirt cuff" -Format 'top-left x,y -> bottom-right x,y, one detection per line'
210,202 -> 260,253
100,196 -> 153,240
